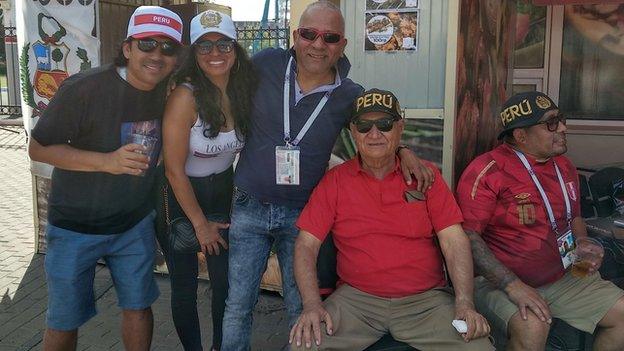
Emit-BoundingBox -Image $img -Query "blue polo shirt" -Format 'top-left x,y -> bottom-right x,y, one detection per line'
234,48 -> 363,208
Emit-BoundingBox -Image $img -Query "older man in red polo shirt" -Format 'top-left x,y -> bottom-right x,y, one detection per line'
288,89 -> 493,351
456,91 -> 624,351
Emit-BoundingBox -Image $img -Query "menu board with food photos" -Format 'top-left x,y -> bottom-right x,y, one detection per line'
365,0 -> 419,52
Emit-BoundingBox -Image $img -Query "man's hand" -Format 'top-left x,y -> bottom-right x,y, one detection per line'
579,239 -> 605,274
454,300 -> 490,342
289,302 -> 333,349
195,221 -> 229,256
397,147 -> 434,192
103,144 -> 150,175
586,252 -> 604,274
504,279 -> 552,323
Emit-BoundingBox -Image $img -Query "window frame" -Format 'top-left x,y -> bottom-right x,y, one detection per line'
513,4 -> 624,132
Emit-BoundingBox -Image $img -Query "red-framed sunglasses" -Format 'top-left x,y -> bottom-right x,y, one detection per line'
297,27 -> 343,44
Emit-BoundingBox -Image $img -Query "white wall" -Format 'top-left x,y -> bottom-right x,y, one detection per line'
341,0 -> 448,109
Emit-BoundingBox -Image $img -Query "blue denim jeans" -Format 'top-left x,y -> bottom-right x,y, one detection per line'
221,187 -> 303,350
45,211 -> 159,331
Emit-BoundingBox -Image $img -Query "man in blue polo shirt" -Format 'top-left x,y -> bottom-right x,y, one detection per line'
221,1 -> 432,349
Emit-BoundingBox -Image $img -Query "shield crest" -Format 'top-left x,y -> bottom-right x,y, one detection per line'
32,41 -> 70,99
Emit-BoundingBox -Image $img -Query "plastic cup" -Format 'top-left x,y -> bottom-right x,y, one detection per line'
571,237 -> 603,278
127,133 -> 156,176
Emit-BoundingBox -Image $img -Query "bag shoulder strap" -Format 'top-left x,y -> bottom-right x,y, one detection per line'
163,183 -> 171,226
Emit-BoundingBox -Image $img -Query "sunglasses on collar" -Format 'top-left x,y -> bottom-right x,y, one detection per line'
297,27 -> 343,44
135,38 -> 179,57
195,38 -> 236,55
352,117 -> 398,133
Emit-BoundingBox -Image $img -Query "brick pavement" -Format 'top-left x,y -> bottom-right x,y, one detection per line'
0,127 -> 289,350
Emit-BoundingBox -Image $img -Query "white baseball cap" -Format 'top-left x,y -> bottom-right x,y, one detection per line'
190,10 -> 237,45
126,6 -> 183,44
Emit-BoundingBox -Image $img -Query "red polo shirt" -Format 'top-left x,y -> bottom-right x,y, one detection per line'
297,157 -> 463,298
456,144 -> 581,288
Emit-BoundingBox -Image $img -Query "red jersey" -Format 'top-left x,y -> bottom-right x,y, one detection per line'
297,157 -> 463,298
456,144 -> 581,288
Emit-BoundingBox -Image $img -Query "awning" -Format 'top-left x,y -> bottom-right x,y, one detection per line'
533,0 -> 623,4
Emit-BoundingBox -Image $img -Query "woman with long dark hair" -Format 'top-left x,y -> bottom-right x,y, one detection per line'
157,10 -> 255,351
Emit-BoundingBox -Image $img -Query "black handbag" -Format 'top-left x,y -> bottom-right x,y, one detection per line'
163,183 -> 230,253
164,183 -> 200,253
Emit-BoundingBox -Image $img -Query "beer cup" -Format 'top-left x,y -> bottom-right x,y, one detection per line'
571,237 -> 603,278
128,133 -> 157,176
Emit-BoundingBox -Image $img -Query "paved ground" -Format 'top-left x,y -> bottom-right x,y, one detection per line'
0,127 -> 289,350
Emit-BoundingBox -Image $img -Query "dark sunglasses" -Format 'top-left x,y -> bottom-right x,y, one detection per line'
136,38 -> 179,57
195,39 -> 236,55
297,27 -> 343,44
538,113 -> 566,132
353,117 -> 397,133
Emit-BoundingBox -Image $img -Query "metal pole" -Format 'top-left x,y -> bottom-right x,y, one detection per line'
3,4 -> 21,117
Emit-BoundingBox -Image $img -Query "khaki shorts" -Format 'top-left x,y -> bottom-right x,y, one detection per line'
474,271 -> 624,335
292,284 -> 493,351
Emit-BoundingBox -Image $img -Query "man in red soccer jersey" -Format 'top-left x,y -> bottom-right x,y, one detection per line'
288,89 -> 493,350
456,91 -> 624,351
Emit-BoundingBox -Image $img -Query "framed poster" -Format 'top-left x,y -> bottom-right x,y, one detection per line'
365,11 -> 419,51
366,0 -> 419,11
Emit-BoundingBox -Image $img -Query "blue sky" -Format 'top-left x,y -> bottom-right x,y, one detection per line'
214,0 -> 280,22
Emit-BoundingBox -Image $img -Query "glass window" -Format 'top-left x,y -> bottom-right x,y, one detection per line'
559,5 -> 624,120
514,1 -> 547,69
402,119 -> 443,169
513,84 -> 538,95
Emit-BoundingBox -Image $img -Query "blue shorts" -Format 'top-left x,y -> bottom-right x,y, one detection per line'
45,212 -> 159,331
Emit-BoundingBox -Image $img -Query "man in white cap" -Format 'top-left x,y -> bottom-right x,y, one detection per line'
28,6 -> 182,351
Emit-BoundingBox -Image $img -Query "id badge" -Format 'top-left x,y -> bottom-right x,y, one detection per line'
556,229 -> 575,269
275,146 -> 300,185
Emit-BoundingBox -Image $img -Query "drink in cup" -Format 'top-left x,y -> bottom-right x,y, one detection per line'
571,237 -> 603,278
128,133 -> 157,176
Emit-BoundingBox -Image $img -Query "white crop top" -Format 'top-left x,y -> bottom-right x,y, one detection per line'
181,85 -> 244,177
184,116 -> 245,177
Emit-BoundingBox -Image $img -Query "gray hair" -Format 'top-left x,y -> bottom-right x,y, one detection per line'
300,1 -> 345,33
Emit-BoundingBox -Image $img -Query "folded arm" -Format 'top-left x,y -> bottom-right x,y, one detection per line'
28,137 -> 148,175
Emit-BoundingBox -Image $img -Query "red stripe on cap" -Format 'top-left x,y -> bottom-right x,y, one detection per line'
134,14 -> 182,32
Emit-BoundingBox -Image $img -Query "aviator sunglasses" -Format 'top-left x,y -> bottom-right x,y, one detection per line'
353,117 -> 398,133
136,38 -> 179,57
297,27 -> 343,44
537,113 -> 566,132
195,39 -> 236,55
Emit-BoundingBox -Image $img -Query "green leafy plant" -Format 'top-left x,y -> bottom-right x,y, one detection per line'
76,47 -> 91,72
19,43 -> 37,110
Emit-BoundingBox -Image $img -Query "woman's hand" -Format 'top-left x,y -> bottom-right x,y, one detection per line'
195,221 -> 229,255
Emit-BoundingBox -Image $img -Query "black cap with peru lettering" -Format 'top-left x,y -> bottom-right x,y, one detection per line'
498,91 -> 559,140
351,88 -> 403,121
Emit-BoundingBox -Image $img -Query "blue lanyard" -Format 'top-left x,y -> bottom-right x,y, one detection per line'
513,150 -> 572,235
283,57 -> 331,147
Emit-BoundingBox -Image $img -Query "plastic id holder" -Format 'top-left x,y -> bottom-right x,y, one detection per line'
275,146 -> 300,185
557,229 -> 575,270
